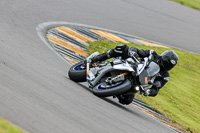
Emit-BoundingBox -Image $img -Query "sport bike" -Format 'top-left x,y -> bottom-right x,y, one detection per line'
68,52 -> 160,101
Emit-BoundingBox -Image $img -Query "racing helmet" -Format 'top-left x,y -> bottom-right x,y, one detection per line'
160,50 -> 178,71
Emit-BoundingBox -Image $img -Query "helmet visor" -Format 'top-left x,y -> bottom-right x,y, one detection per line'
161,57 -> 175,71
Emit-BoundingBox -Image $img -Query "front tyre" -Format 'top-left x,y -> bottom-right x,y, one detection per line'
93,79 -> 132,97
68,62 -> 87,82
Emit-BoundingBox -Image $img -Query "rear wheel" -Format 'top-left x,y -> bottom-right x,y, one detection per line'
68,62 -> 87,82
92,79 -> 131,97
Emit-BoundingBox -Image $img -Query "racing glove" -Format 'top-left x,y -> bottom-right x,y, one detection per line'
141,81 -> 162,96
128,50 -> 139,58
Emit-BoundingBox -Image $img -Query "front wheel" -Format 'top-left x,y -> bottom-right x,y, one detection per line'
92,79 -> 132,97
68,62 -> 87,82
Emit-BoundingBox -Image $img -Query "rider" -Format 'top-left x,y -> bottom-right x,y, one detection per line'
91,44 -> 178,105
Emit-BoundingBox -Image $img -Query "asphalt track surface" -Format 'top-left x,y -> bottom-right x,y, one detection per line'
1,0 -> 200,133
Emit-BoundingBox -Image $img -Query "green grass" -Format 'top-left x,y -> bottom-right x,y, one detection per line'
0,117 -> 23,133
87,40 -> 200,133
172,0 -> 200,11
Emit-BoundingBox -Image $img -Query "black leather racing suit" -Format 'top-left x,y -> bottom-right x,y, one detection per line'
91,46 -> 170,97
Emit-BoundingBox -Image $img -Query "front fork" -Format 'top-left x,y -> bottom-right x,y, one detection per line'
86,62 -> 90,80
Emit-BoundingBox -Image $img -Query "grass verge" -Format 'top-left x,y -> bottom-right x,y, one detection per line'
87,40 -> 200,133
172,0 -> 200,11
0,117 -> 23,133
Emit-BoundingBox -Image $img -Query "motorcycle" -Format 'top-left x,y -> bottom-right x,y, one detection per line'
68,52 -> 160,104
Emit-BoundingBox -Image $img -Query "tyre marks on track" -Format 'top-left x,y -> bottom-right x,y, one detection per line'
37,22 -> 185,133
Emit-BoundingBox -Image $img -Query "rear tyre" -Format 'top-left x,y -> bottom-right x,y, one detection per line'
93,79 -> 131,97
68,62 -> 87,82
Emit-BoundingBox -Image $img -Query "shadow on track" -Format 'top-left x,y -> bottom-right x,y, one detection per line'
66,76 -> 151,120
77,83 -> 93,93
100,97 -> 145,118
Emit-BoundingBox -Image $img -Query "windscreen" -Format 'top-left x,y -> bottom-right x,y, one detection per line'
147,62 -> 160,77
